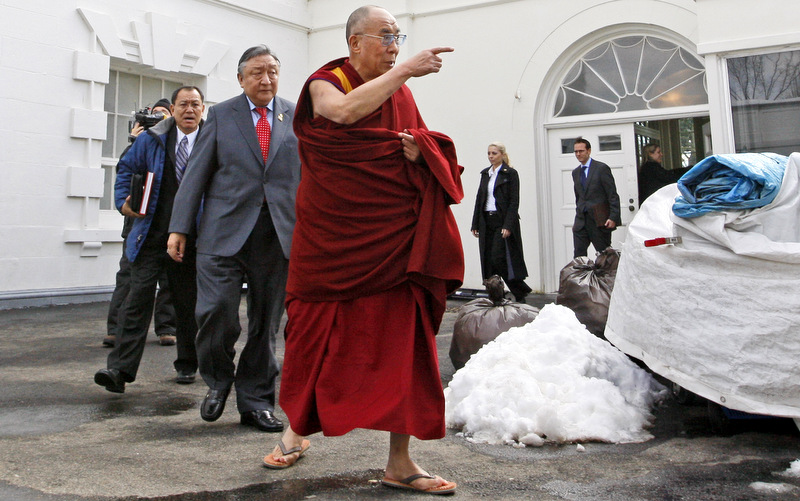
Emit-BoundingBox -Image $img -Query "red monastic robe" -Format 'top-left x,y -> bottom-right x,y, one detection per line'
279,58 -> 464,439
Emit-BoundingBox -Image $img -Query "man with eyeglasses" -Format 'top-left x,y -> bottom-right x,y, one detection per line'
94,86 -> 205,393
262,4 -> 462,496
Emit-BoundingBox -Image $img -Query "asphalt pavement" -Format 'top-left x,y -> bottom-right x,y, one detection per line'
1,295 -> 799,500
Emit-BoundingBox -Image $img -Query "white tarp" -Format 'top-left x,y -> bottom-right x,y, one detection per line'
605,153 -> 800,417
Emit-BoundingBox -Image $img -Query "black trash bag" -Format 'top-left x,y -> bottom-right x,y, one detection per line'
449,276 -> 540,371
555,247 -> 621,338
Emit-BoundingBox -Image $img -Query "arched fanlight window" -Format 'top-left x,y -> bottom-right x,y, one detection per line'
554,36 -> 707,117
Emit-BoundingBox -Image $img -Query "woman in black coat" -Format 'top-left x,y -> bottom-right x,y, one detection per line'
638,143 -> 687,202
471,142 -> 532,303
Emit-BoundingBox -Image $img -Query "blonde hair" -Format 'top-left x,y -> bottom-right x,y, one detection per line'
488,141 -> 512,167
642,143 -> 660,163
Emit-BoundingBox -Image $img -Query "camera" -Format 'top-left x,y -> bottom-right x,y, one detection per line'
129,107 -> 167,133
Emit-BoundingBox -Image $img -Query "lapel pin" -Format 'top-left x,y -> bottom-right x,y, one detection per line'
278,113 -> 284,122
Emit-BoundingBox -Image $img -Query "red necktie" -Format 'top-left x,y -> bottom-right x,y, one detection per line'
255,107 -> 271,162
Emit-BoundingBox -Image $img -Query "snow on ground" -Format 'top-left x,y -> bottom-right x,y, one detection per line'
750,482 -> 796,494
780,459 -> 800,478
444,304 -> 667,446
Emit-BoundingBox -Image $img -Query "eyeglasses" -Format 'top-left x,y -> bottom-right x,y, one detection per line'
359,33 -> 407,46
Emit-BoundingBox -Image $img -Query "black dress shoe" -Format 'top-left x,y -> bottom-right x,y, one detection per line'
175,371 -> 196,384
241,410 -> 284,432
200,387 -> 230,422
94,368 -> 125,393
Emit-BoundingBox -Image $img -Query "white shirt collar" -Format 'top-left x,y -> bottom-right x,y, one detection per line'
176,127 -> 199,147
246,95 -> 274,114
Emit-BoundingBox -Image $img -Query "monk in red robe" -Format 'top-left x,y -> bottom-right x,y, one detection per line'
262,5 -> 463,495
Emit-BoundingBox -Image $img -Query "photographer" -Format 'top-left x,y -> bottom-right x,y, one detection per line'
128,99 -> 171,143
103,98 -> 177,349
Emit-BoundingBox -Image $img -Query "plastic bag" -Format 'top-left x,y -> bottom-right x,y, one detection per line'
555,248 -> 620,337
449,298 -> 539,370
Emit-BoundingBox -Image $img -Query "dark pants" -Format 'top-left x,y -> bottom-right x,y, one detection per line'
107,239 -> 176,338
194,206 -> 288,414
107,240 -> 197,380
573,211 -> 613,258
483,212 -> 530,301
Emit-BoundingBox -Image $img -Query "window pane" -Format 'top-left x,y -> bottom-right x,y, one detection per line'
649,73 -> 708,109
727,50 -> 800,154
116,116 -> 131,156
104,71 -> 117,112
118,73 -> 140,114
555,36 -> 708,117
561,138 -> 576,154
142,76 -> 163,108
103,114 -> 114,157
164,81 -> 182,102
101,165 -> 114,210
636,40 -> 675,96
598,135 -> 622,151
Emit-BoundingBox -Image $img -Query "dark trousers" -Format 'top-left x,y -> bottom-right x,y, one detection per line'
107,240 -> 198,380
483,212 -> 530,301
573,211 -> 613,258
194,206 -> 288,413
107,239 -> 176,338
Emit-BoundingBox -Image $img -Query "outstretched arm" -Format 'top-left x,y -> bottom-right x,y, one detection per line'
310,47 -> 454,125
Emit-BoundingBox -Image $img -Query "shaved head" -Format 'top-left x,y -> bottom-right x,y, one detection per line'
346,5 -> 380,40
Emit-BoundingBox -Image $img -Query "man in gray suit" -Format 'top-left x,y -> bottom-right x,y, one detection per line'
167,45 -> 301,432
571,137 -> 621,257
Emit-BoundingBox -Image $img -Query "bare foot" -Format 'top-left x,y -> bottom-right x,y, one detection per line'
263,428 -> 308,469
266,443 -> 301,466
384,463 -> 451,491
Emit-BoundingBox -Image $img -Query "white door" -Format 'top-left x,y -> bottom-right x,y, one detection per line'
547,124 -> 638,272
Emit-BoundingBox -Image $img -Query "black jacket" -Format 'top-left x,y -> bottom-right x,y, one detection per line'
571,158 -> 621,232
471,163 -> 529,280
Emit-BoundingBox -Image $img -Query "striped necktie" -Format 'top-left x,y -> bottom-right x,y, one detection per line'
176,136 -> 188,185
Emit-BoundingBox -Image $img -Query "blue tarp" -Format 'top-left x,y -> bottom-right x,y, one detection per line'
672,152 -> 788,218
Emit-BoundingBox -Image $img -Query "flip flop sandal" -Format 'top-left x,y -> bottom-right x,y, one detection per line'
262,439 -> 311,469
381,474 -> 457,495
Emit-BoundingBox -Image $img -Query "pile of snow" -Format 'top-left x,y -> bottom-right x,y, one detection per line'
780,459 -> 800,478
444,304 -> 667,446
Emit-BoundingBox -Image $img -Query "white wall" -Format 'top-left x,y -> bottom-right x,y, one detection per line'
695,0 -> 800,53
0,0 -> 309,301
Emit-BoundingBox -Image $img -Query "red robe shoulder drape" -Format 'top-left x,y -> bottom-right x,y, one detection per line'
288,58 -> 464,320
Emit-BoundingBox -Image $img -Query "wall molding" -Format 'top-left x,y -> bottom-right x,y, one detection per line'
0,286 -> 114,310
77,7 -> 230,75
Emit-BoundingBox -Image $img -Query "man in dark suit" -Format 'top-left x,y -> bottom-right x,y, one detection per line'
167,45 -> 301,433
571,137 -> 621,258
104,98 -> 176,349
94,86 -> 205,393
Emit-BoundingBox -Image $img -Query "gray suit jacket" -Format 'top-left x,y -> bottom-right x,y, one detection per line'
572,158 -> 621,232
170,93 -> 300,258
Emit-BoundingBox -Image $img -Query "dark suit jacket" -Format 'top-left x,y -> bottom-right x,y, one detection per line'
169,93 -> 301,258
572,158 -> 621,232
471,163 -> 528,280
